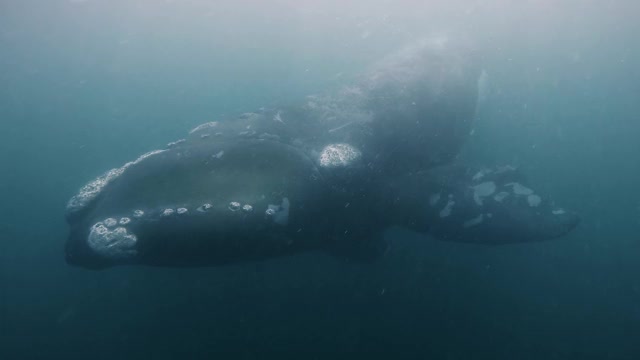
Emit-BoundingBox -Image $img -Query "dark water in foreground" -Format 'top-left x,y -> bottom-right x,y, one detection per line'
2,1 -> 640,359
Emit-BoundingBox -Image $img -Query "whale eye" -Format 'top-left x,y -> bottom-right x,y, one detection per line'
197,203 -> 213,212
228,202 -> 241,211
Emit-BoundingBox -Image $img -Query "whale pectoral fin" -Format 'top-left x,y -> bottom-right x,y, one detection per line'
324,231 -> 389,263
387,164 -> 580,244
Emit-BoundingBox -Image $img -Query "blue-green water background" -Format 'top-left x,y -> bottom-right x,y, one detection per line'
1,1 -> 639,358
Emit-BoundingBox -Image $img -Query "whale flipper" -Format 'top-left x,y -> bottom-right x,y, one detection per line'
385,164 -> 580,244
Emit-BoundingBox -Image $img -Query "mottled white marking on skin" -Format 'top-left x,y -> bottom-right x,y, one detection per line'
472,169 -> 491,181
463,214 -> 484,228
273,110 -> 285,123
228,202 -> 241,211
189,122 -> 218,134
439,199 -> 455,218
552,209 -> 566,215
119,217 -> 131,225
177,208 -> 188,214
213,150 -> 224,159
267,198 -> 290,225
198,203 -> 213,212
429,193 -> 441,207
87,223 -> 137,259
506,182 -> 534,196
527,194 -> 542,207
493,192 -> 509,203
133,210 -> 144,218
242,204 -> 253,213
472,181 -> 496,206
319,143 -> 361,167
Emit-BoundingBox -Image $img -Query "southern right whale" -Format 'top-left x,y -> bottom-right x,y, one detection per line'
64,39 -> 579,269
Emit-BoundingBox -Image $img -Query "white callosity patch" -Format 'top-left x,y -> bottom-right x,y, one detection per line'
463,214 -> 484,228
242,204 -> 253,213
189,121 -> 218,134
197,203 -> 213,212
103,218 -> 118,228
493,192 -> 509,203
177,208 -> 188,215
67,150 -> 166,215
228,202 -> 241,211
319,143 -> 361,168
166,139 -> 186,148
266,198 -> 290,225
506,182 -> 534,196
439,196 -> 455,218
472,181 -> 496,206
66,168 -> 125,215
505,182 -> 541,207
162,208 -> 174,217
87,223 -> 137,259
133,210 -> 144,218
527,194 -> 542,207
119,217 -> 131,225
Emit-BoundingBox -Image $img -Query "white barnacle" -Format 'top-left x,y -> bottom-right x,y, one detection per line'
133,210 -> 145,218
228,202 -> 241,211
318,143 -> 361,167
242,204 -> 253,213
472,181 -> 496,206
119,217 -> 131,225
177,207 -> 188,214
197,203 -> 213,212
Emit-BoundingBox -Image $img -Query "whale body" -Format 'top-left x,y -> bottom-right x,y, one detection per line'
65,40 -> 579,269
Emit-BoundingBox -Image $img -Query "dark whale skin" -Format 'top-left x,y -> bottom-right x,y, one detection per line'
65,40 -> 579,269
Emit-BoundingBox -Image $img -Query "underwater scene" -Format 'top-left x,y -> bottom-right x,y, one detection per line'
1,1 -> 639,359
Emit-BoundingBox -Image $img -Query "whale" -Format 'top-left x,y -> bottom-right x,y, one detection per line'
64,40 -> 579,269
